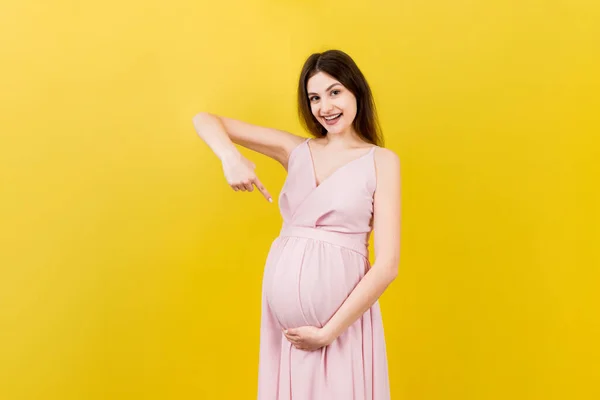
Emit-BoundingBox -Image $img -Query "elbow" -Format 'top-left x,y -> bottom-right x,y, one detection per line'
192,111 -> 220,124
192,113 -> 219,137
192,111 -> 209,124
370,253 -> 398,283
378,256 -> 399,282
387,265 -> 399,282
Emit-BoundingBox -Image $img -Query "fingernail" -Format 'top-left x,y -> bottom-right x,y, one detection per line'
269,198 -> 273,203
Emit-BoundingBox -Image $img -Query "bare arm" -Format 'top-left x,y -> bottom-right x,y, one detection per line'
320,147 -> 401,342
191,112 -> 305,167
192,112 -> 306,201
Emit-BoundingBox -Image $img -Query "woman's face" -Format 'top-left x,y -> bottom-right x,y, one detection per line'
306,72 -> 357,136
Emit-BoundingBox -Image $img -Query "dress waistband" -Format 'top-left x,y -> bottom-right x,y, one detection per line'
279,225 -> 369,258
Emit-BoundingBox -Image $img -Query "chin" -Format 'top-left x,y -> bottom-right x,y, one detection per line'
325,125 -> 349,135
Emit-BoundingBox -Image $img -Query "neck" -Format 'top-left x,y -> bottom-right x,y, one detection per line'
321,128 -> 363,147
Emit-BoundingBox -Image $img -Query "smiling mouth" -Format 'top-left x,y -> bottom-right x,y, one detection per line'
323,113 -> 342,121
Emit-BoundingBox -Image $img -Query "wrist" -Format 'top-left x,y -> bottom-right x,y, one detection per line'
321,324 -> 338,345
219,148 -> 241,163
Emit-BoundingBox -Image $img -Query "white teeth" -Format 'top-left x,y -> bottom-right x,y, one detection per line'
324,113 -> 341,120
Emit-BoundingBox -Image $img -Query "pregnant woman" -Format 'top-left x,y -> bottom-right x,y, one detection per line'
192,49 -> 401,399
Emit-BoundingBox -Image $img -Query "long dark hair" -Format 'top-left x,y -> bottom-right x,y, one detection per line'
297,50 -> 384,147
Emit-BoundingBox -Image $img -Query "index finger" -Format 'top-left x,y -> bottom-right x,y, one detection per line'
252,177 -> 273,203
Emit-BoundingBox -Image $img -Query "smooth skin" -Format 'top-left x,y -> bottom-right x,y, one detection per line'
192,71 -> 401,352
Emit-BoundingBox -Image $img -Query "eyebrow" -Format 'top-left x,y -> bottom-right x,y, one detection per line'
307,83 -> 341,96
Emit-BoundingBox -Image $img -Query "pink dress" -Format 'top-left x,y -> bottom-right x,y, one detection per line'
258,138 -> 390,399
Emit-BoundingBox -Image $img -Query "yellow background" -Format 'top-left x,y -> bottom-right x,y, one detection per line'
1,1 -> 598,399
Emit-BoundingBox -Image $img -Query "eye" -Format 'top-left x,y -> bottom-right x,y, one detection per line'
331,89 -> 341,95
309,95 -> 319,102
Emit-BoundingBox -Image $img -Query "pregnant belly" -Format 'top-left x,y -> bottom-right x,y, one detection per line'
263,238 -> 367,330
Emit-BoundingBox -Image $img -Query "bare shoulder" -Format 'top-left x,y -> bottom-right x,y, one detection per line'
372,147 -> 401,194
373,147 -> 401,172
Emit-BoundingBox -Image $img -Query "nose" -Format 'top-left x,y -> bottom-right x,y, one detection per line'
321,98 -> 334,114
